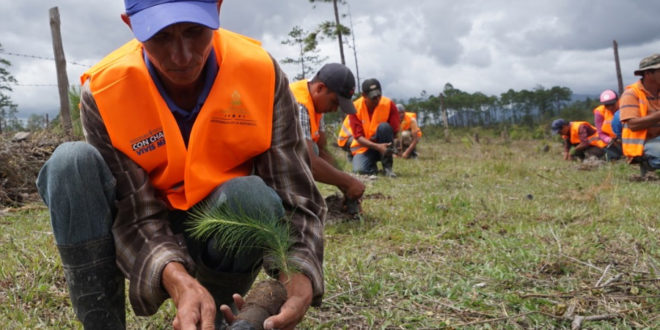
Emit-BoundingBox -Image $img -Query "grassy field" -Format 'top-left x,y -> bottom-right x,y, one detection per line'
2,128 -> 660,329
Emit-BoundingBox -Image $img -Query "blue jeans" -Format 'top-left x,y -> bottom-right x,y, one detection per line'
352,122 -> 394,174
36,141 -> 284,273
644,136 -> 660,169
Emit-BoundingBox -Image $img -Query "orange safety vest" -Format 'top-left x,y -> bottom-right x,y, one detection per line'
400,112 -> 422,138
593,105 -> 616,138
81,29 -> 275,210
349,96 -> 393,155
622,80 -> 649,157
290,79 -> 322,142
565,121 -> 606,148
336,115 -> 352,147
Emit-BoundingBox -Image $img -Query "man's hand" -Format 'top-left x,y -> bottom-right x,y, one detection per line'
343,177 -> 365,200
162,262 -> 217,330
220,273 -> 313,330
373,142 -> 391,156
264,272 -> 313,330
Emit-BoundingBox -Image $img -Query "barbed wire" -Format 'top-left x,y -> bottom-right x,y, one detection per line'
10,83 -> 58,87
0,50 -> 91,67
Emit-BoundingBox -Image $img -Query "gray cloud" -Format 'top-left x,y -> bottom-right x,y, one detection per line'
2,0 -> 659,118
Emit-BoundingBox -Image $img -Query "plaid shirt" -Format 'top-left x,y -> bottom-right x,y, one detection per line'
297,103 -> 325,141
80,56 -> 326,315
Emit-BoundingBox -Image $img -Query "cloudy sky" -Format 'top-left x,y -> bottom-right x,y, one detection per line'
2,0 -> 660,119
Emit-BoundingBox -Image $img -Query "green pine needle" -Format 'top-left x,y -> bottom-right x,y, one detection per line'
186,201 -> 294,275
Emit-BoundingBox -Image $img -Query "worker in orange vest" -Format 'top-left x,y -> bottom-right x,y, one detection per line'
35,1 -> 324,329
290,63 -> 365,215
394,103 -> 422,159
551,119 -> 607,161
593,89 -> 622,160
620,53 -> 660,172
346,78 -> 400,177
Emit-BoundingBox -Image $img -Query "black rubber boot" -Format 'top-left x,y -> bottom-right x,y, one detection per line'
57,237 -> 126,329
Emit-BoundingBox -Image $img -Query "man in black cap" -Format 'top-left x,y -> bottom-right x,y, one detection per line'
290,63 -> 365,214
551,118 -> 606,161
619,53 -> 660,171
344,78 -> 400,177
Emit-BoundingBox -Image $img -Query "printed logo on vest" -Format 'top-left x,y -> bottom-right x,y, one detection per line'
130,128 -> 166,156
210,91 -> 257,127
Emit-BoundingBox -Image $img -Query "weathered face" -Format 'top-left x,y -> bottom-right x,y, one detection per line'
364,94 -> 381,109
560,125 -> 570,136
312,84 -> 339,113
142,22 -> 214,89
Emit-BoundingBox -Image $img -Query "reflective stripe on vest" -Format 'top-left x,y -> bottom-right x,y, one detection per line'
349,96 -> 393,155
81,29 -> 275,210
622,81 -> 648,157
569,121 -> 606,148
336,115 -> 352,147
593,105 -> 615,138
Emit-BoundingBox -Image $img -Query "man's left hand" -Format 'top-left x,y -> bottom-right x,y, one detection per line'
220,272 -> 313,330
264,272 -> 313,330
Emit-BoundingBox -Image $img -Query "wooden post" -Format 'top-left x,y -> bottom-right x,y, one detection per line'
613,40 -> 624,95
332,0 -> 346,65
49,6 -> 73,138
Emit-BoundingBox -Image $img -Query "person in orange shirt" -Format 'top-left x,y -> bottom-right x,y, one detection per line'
593,89 -> 622,160
346,78 -> 400,177
35,1 -> 324,329
290,63 -> 365,214
394,103 -> 422,159
551,119 -> 607,161
620,53 -> 660,171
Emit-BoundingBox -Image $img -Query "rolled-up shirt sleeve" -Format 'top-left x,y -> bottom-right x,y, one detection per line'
80,82 -> 195,316
254,58 -> 327,306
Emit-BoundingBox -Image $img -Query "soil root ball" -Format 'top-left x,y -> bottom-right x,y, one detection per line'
230,279 -> 287,330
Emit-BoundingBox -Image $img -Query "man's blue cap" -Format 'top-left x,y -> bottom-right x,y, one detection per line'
124,0 -> 220,42
551,118 -> 567,134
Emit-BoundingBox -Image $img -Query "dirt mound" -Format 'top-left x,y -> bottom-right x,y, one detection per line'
0,131 -> 65,207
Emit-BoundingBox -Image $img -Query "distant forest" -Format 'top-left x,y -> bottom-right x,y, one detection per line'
327,83 -> 602,129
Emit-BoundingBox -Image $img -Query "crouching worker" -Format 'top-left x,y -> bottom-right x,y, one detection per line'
551,118 -> 607,161
620,53 -> 660,174
290,63 -> 365,215
345,78 -> 400,177
593,89 -> 623,160
35,1 -> 326,329
394,104 -> 422,159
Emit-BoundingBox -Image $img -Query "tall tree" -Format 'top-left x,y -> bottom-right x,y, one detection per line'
281,26 -> 328,81
309,0 -> 351,65
0,43 -> 18,134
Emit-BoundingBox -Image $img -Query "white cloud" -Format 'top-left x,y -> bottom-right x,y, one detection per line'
2,0 -> 660,118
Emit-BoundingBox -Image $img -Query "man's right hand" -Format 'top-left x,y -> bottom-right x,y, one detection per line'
374,142 -> 392,156
162,262 -> 217,330
344,177 -> 365,200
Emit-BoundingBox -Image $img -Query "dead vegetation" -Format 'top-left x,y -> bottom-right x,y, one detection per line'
0,131 -> 66,207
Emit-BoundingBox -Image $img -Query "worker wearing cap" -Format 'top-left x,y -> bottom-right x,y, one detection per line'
290,63 -> 365,214
551,118 -> 607,161
394,103 -> 422,159
35,1 -> 325,329
620,53 -> 660,170
593,89 -> 622,160
345,78 -> 400,177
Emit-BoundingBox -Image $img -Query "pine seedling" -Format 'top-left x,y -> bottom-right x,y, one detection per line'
186,201 -> 296,276
186,201 -> 295,330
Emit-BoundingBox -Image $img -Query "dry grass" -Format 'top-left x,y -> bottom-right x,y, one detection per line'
2,128 -> 659,329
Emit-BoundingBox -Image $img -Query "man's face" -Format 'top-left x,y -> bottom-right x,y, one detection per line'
313,85 -> 340,113
560,125 -> 570,136
364,93 -> 381,109
646,69 -> 660,85
142,23 -> 214,89
398,110 -> 405,121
